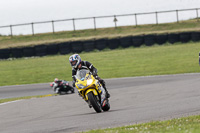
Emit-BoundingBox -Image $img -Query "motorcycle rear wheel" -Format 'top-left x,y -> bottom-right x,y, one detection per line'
102,99 -> 110,111
87,92 -> 102,113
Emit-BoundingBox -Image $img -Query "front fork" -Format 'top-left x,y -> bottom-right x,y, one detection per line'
84,88 -> 103,108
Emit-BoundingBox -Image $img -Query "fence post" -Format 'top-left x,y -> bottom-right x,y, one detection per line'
155,12 -> 158,24
199,52 -> 200,66
31,23 -> 34,36
196,9 -> 199,22
72,18 -> 76,31
52,21 -> 55,33
135,14 -> 138,26
2,8 -> 200,36
10,25 -> 13,37
93,17 -> 96,30
113,15 -> 117,28
176,10 -> 179,23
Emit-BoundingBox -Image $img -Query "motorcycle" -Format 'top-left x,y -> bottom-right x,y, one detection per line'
75,69 -> 110,113
50,79 -> 75,95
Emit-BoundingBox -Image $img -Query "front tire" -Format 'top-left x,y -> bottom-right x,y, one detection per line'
87,92 -> 102,113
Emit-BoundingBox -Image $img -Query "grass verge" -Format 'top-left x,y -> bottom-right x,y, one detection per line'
0,19 -> 200,49
85,115 -> 200,133
0,41 -> 200,86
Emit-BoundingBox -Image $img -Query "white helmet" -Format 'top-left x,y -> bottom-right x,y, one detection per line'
69,54 -> 81,69
54,78 -> 59,82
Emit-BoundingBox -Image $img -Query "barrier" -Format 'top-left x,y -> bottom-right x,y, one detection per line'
156,34 -> 168,45
35,45 -> 47,56
0,48 -> 10,59
83,40 -> 95,52
1,31 -> 200,59
11,48 -> 23,58
144,34 -> 156,46
47,44 -> 59,55
180,32 -> 191,43
23,47 -> 35,57
1,8 -> 199,36
108,38 -> 120,49
58,42 -> 71,55
120,36 -> 132,48
132,35 -> 144,47
95,39 -> 107,50
71,41 -> 83,53
191,32 -> 200,42
168,33 -> 180,44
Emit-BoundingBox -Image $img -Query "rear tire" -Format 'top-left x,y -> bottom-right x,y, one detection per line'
102,99 -> 110,111
87,92 -> 102,113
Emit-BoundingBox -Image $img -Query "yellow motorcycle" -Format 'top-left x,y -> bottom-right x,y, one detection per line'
75,69 -> 110,113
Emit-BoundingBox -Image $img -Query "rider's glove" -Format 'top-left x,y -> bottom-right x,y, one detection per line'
92,68 -> 98,77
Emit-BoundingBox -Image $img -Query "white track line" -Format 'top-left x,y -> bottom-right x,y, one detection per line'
0,83 -> 49,88
0,100 -> 22,106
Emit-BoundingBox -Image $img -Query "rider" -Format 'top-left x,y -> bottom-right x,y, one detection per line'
69,54 -> 110,98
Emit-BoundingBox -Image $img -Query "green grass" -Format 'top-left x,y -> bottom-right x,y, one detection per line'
0,19 -> 199,133
85,115 -> 200,133
0,41 -> 200,86
0,19 -> 200,49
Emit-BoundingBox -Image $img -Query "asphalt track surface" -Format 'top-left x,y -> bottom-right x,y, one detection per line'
0,73 -> 200,133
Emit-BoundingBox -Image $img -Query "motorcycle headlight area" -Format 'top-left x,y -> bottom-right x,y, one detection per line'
87,79 -> 93,86
77,84 -> 86,89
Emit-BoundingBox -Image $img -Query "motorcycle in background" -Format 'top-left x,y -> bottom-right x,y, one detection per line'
50,78 -> 75,95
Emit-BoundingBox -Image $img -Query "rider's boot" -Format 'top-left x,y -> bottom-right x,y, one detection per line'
102,84 -> 110,98
95,76 -> 110,98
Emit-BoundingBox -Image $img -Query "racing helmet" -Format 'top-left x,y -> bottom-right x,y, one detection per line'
54,78 -> 59,82
69,54 -> 81,69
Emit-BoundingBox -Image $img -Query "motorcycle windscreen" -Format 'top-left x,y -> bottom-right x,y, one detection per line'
76,69 -> 90,81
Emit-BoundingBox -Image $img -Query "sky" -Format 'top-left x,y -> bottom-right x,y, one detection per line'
0,0 -> 199,35
1,0 -> 199,25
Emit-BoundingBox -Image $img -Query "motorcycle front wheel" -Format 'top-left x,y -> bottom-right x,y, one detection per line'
87,92 -> 102,113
